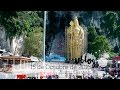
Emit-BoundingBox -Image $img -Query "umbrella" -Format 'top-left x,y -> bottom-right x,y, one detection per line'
112,56 -> 120,61
97,57 -> 108,67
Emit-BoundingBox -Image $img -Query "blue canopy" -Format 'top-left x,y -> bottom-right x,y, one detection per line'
45,54 -> 66,62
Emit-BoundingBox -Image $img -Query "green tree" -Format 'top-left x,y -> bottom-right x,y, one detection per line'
0,11 -> 44,57
87,26 -> 98,42
87,26 -> 98,53
108,51 -> 118,59
0,11 -> 43,44
100,11 -> 118,39
23,27 -> 43,58
91,35 -> 111,58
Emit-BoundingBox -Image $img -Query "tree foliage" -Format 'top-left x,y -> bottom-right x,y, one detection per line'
23,27 -> 43,58
91,35 -> 111,58
87,26 -> 98,53
100,11 -> 118,39
0,11 -> 43,40
0,11 -> 43,57
108,51 -> 118,59
87,26 -> 111,58
100,11 -> 120,55
87,26 -> 98,42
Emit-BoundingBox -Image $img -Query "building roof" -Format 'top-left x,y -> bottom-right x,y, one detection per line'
0,56 -> 31,61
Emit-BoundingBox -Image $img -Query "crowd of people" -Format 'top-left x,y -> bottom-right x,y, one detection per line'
74,60 -> 120,79
45,59 -> 120,79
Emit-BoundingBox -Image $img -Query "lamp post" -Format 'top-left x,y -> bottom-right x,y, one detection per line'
43,11 -> 47,62
43,11 -> 47,75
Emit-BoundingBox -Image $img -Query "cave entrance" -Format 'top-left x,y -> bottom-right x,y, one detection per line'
50,32 -> 65,57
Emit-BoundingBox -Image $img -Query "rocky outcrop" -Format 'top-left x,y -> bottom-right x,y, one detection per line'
0,25 -> 24,55
46,11 -> 120,56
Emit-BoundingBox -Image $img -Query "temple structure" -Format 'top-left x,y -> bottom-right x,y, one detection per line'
65,16 -> 86,62
0,56 -> 31,72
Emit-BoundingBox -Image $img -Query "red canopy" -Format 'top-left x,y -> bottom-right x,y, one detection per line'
112,56 -> 120,61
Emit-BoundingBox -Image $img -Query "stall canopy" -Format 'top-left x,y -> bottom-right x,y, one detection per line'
112,56 -> 120,61
45,54 -> 66,62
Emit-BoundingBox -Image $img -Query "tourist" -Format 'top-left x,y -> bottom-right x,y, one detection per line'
76,75 -> 82,79
47,75 -> 52,79
90,76 -> 94,79
117,69 -> 120,78
40,76 -> 43,79
56,75 -> 59,79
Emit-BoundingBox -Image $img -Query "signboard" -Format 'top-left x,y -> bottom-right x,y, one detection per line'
17,74 -> 26,79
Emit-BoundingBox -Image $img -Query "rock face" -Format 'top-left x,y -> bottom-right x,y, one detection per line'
46,11 -> 120,56
11,35 -> 24,55
0,25 -> 24,55
0,26 -> 11,52
50,32 -> 65,57
0,11 -> 119,57
46,11 -> 101,56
